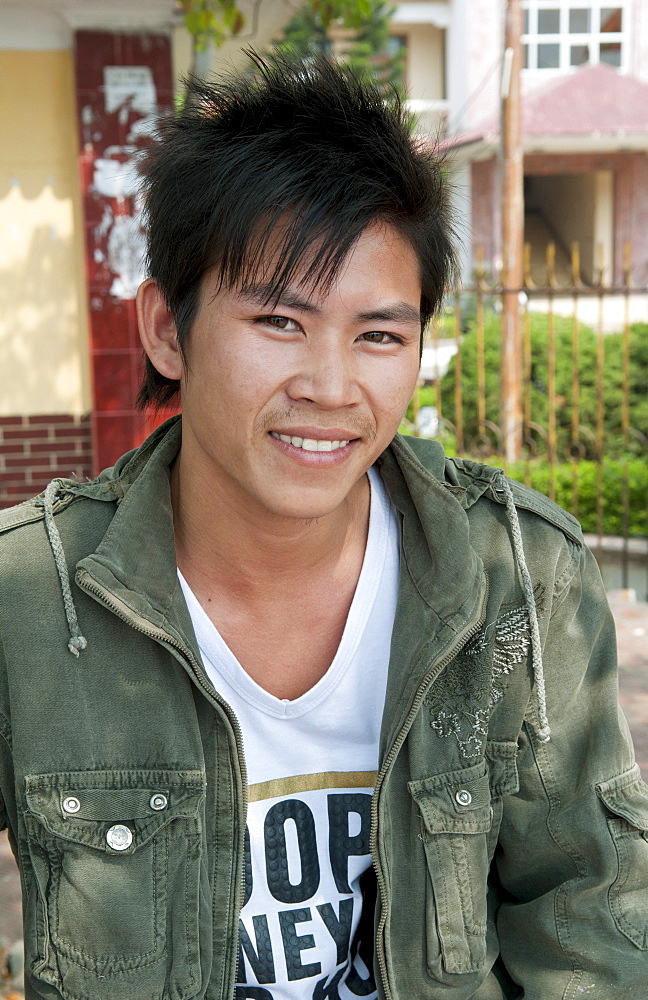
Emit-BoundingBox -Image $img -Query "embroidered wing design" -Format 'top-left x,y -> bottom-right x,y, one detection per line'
426,589 -> 544,760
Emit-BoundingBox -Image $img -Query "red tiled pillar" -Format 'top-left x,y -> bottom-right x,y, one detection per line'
73,31 -> 176,475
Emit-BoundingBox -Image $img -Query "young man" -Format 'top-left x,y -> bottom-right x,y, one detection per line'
0,55 -> 646,1000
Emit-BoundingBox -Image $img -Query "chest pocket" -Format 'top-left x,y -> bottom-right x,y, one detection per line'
23,768 -> 206,1000
408,743 -> 519,978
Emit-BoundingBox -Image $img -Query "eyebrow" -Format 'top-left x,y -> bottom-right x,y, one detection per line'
239,284 -> 320,314
239,283 -> 421,325
356,304 -> 421,324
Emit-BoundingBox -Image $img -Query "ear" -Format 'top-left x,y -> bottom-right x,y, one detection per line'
136,278 -> 184,381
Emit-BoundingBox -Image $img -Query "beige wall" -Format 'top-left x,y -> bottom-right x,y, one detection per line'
172,4 -> 446,96
465,0 -> 502,130
399,23 -> 445,100
0,49 -> 90,416
526,171 -> 613,283
171,0 -> 300,85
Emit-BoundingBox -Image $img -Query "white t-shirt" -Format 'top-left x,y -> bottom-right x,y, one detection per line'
179,465 -> 400,1000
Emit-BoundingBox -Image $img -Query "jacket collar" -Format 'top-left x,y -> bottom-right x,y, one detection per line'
76,418 -> 486,645
75,416 -> 185,622
378,435 -> 485,627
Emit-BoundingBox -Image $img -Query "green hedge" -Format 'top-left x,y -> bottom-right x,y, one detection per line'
398,423 -> 648,537
435,314 -> 648,460
482,456 -> 648,537
404,312 -> 648,536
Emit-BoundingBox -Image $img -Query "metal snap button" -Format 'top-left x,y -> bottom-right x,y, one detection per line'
62,795 -> 81,814
455,789 -> 472,807
106,824 -> 133,851
149,793 -> 168,812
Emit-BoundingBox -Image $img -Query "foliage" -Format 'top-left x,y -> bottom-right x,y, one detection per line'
438,313 -> 648,460
271,0 -> 405,99
401,314 -> 648,536
405,384 -> 436,424
484,456 -> 648,538
178,0 -> 378,58
398,419 -> 648,537
178,0 -> 245,51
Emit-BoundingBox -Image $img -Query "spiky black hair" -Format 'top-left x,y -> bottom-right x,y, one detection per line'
137,50 -> 456,408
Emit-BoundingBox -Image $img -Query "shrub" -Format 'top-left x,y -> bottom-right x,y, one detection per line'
484,456 -> 648,537
398,425 -> 648,537
437,313 -> 648,460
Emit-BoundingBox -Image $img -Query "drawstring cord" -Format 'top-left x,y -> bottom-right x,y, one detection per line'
43,481 -> 88,657
38,465 -> 548,731
496,474 -> 551,743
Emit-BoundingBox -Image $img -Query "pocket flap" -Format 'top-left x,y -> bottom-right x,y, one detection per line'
596,764 -> 648,830
409,762 -> 492,834
25,768 -> 206,853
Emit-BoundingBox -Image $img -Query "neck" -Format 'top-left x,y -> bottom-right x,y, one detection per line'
170,449 -> 371,602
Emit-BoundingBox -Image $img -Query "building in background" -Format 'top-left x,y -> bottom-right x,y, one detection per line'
0,0 -> 289,501
1,1 -> 175,503
2,0 -> 648,498
400,1 -> 648,285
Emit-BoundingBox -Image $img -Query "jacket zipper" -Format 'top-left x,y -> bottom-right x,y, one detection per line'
369,576 -> 489,1000
76,569 -> 248,1000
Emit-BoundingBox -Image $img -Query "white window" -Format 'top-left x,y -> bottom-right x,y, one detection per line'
522,2 -> 626,72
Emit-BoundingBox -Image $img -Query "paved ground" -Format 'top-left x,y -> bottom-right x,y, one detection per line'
1,598 -> 647,994
608,593 -> 648,778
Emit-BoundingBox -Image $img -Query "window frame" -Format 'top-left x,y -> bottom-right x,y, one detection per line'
522,1 -> 627,73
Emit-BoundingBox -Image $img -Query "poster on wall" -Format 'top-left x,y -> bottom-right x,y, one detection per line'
74,31 -> 174,473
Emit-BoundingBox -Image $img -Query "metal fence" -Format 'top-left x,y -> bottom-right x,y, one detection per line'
409,241 -> 648,597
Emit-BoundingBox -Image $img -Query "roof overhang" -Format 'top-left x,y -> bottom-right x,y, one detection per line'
0,0 -> 179,40
391,1 -> 450,27
446,131 -> 648,164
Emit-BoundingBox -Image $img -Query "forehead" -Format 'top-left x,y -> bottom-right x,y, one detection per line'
207,220 -> 422,312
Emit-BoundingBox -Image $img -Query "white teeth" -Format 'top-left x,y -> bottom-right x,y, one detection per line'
270,432 -> 350,452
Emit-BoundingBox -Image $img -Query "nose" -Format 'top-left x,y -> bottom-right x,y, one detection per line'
285,337 -> 362,410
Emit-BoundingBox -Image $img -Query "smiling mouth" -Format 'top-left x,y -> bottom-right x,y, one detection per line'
269,432 -> 351,452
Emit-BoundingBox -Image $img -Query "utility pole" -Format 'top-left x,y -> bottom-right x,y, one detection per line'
501,0 -> 524,461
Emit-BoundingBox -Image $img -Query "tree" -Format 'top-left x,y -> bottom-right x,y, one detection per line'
178,0 -> 376,78
271,0 -> 405,98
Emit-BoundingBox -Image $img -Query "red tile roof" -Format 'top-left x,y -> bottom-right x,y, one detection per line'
449,63 -> 648,148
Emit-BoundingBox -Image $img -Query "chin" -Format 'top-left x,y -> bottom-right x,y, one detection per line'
260,491 -> 343,522
267,502 -> 334,523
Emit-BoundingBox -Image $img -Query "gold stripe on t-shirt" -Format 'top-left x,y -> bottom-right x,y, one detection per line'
247,770 -> 378,803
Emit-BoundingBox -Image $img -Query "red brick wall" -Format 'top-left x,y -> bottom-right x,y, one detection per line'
0,415 -> 92,509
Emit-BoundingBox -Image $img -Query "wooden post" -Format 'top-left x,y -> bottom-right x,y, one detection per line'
501,0 -> 524,461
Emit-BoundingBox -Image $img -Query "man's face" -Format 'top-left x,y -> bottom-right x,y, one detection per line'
178,222 -> 422,522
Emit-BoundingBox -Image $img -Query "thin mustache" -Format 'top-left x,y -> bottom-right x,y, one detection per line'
260,407 -> 376,441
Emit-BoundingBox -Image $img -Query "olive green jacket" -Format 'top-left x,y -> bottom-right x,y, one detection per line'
0,417 -> 646,1000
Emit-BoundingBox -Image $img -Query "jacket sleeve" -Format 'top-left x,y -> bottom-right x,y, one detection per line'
495,541 -> 648,998
0,647 -> 9,833
0,738 -> 8,832
0,722 -> 9,832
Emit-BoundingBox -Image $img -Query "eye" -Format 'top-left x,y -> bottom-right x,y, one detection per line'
358,331 -> 403,345
259,315 -> 302,331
